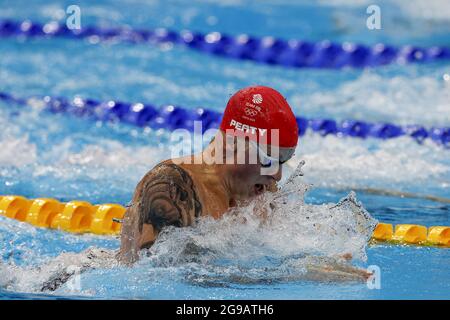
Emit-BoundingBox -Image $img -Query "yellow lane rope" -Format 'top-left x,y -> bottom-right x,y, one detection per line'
0,195 -> 449,247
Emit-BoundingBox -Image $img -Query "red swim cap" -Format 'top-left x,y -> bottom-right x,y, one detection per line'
220,86 -> 298,148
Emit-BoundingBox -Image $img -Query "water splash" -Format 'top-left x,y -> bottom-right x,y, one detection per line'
147,160 -> 376,266
0,247 -> 116,294
0,160 -> 377,296
121,160 -> 378,288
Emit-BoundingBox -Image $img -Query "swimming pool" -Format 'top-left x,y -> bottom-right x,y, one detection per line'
0,0 -> 449,300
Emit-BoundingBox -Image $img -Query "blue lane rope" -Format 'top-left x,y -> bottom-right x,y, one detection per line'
1,19 -> 449,69
1,91 -> 449,147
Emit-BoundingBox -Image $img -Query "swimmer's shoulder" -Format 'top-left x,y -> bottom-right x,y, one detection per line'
131,159 -> 203,231
143,159 -> 196,183
136,159 -> 182,180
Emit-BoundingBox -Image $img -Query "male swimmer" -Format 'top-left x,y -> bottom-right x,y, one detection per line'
36,86 -> 370,292
117,86 -> 372,282
118,86 -> 298,263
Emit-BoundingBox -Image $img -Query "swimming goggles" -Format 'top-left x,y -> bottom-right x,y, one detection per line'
248,140 -> 290,168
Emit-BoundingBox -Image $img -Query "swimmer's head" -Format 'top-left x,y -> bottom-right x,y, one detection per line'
216,85 -> 299,198
220,85 -> 298,150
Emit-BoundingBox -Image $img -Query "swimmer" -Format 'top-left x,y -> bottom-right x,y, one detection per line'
118,85 -> 297,263
117,85 -> 373,281
30,86 -> 370,292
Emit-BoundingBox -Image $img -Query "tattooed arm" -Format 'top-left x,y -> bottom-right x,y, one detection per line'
117,162 -> 202,264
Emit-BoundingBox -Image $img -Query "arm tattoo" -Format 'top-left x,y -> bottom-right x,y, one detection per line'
134,163 -> 202,233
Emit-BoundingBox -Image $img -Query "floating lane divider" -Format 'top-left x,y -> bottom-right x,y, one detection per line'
0,195 -> 124,235
372,223 -> 450,247
1,19 -> 449,69
0,195 -> 449,247
1,91 -> 449,147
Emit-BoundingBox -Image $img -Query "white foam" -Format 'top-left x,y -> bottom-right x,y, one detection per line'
32,139 -> 169,179
391,0 -> 450,22
148,161 -> 376,264
320,0 -> 450,21
293,71 -> 450,126
1,162 -> 377,294
286,133 -> 450,192
0,135 -> 37,167
0,247 -> 116,294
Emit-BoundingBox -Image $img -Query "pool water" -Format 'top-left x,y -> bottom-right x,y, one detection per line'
0,0 -> 449,299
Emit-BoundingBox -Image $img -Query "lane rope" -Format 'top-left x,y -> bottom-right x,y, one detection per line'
1,91 -> 449,147
0,195 -> 448,247
1,19 -> 449,69
348,187 -> 450,204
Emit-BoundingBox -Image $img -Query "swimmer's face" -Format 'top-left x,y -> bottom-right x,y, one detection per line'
231,142 -> 295,199
232,161 -> 281,198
